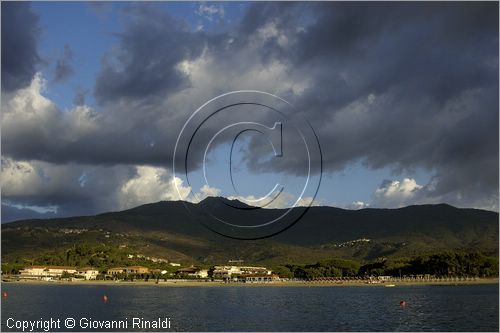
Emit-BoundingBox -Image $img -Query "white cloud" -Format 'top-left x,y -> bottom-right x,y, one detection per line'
2,73 -> 59,136
375,178 -> 423,199
118,165 -> 225,208
368,176 -> 499,211
190,184 -> 222,203
296,196 -> 323,207
119,166 -> 186,209
67,105 -> 98,134
257,21 -> 289,47
227,192 -> 324,209
346,201 -> 370,210
195,3 -> 224,21
372,178 -> 423,208
172,37 -> 311,107
170,176 -> 192,201
2,73 -> 100,150
228,191 -> 292,209
1,158 -> 46,197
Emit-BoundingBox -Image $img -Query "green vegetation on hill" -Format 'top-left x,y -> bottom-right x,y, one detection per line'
0,242 -> 183,275
2,242 -> 496,280
1,200 -> 498,271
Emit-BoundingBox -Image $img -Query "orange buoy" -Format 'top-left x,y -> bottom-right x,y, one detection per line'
2,291 -> 8,299
399,300 -> 406,306
102,294 -> 108,302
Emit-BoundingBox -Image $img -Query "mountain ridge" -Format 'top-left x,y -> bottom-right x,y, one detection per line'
2,198 -> 498,265
3,196 -> 494,223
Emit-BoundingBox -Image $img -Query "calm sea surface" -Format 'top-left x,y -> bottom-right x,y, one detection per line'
1,284 -> 498,331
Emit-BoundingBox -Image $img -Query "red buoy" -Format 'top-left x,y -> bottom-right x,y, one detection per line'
2,291 -> 8,299
399,300 -> 406,306
102,294 -> 108,302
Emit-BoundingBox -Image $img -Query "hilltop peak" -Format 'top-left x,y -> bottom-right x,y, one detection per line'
197,196 -> 256,209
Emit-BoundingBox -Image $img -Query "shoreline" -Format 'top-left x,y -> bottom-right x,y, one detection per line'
2,278 -> 498,287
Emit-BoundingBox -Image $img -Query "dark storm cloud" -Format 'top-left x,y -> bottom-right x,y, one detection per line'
3,3 -> 235,169
94,5 -> 205,104
53,44 -> 74,82
235,2 -> 497,115
1,2 -> 41,91
1,2 -> 498,212
1,158 -> 137,222
3,4 -> 200,168
237,2 -> 498,205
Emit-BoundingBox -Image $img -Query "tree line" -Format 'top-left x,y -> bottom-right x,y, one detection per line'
273,251 -> 498,279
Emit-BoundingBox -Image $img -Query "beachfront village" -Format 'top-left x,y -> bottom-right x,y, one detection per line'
10,264 -> 282,283
2,234 -> 497,284
2,261 -> 486,285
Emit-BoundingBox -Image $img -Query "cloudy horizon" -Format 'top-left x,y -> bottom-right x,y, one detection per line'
1,2 -> 498,222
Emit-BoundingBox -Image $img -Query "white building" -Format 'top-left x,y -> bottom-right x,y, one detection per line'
212,266 -> 272,279
197,269 -> 209,278
19,266 -> 77,279
76,267 -> 99,280
176,267 -> 208,278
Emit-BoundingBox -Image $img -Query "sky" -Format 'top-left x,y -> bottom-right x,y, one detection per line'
1,1 -> 498,222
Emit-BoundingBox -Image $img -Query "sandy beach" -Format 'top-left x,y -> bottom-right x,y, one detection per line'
3,278 -> 498,287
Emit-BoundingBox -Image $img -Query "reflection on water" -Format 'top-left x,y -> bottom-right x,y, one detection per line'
1,284 -> 498,331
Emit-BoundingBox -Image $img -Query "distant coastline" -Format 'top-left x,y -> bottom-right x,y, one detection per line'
3,278 -> 498,287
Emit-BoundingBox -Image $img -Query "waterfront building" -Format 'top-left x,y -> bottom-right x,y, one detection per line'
107,267 -> 126,275
176,267 -> 209,278
76,267 -> 99,280
125,266 -> 149,274
19,266 -> 77,279
107,266 -> 149,275
211,266 -> 273,279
